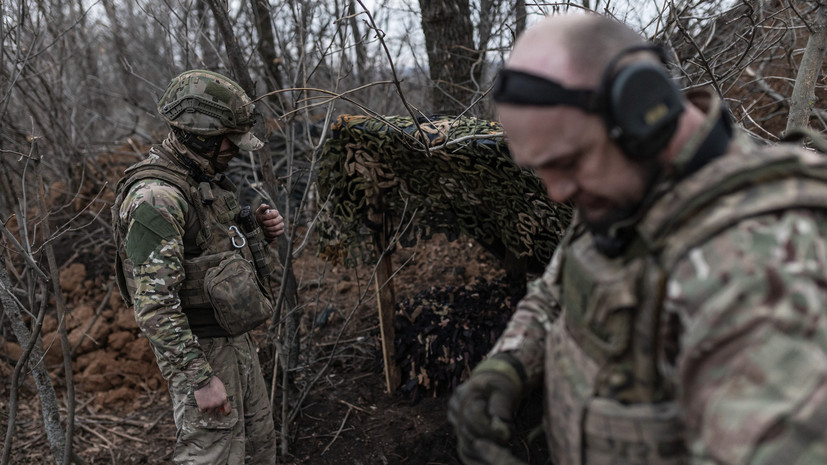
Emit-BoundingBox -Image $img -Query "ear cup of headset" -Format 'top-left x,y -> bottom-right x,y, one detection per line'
602,61 -> 684,160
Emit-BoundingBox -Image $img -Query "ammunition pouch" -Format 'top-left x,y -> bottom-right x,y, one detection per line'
584,399 -> 687,465
204,252 -> 273,336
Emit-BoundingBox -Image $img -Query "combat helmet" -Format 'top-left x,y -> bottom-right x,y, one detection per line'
157,69 -> 264,151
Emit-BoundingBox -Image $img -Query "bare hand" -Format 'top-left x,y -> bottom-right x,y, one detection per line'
194,376 -> 231,415
255,203 -> 285,242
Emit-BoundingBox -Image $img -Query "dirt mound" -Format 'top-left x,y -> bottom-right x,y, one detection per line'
4,203 -> 546,464
5,261 -> 163,411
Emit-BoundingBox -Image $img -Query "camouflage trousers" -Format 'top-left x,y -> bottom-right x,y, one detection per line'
155,333 -> 277,465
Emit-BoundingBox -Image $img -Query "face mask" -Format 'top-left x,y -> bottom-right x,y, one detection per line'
211,143 -> 240,172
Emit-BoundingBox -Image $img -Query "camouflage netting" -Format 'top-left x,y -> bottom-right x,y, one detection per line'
317,114 -> 572,272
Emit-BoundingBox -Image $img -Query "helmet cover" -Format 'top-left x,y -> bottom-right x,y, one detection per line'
158,70 -> 263,150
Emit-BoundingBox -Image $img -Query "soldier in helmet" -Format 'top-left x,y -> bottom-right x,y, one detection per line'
449,13 -> 827,465
112,70 -> 282,464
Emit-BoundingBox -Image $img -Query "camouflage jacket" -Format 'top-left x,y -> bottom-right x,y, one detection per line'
112,136 -> 268,391
491,90 -> 827,464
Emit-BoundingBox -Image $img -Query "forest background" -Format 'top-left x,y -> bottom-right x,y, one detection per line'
1,0 -> 826,464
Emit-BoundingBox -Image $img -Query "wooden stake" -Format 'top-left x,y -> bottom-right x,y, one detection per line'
371,211 -> 401,394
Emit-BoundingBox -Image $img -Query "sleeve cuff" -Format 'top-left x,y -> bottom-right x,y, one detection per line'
190,366 -> 214,392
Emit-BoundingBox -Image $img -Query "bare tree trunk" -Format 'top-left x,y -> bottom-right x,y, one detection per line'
0,255 -> 65,465
515,0 -> 527,37
204,0 -> 255,93
418,0 -> 481,114
477,0 -> 499,88
32,150 -> 77,465
101,0 -> 140,105
260,141 -> 301,458
250,0 -> 285,90
196,0 -> 221,70
348,0 -> 369,79
786,4 -> 827,133
73,0 -> 105,112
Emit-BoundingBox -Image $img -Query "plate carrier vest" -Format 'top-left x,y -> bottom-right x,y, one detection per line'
543,134 -> 827,465
112,145 -> 273,337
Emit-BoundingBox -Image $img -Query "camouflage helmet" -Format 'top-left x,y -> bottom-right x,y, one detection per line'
157,69 -> 263,151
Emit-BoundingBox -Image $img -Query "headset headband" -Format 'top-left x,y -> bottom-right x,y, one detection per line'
492,44 -> 669,111
492,69 -> 599,111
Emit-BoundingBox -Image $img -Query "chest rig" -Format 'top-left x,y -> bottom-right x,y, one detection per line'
112,145 -> 268,337
543,134 -> 827,465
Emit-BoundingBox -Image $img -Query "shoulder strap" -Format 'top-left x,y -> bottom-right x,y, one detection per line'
116,147 -> 198,204
114,146 -> 212,243
640,135 -> 827,271
112,147 -> 211,305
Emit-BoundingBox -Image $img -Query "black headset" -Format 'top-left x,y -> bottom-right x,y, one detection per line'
492,44 -> 684,160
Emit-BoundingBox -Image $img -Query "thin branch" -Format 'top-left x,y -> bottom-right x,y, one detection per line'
0,222 -> 49,281
32,147 -> 76,465
355,0 -> 432,156
670,0 -> 724,96
321,406 -> 352,455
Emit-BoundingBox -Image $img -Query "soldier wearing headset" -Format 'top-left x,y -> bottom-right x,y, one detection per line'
449,12 -> 827,465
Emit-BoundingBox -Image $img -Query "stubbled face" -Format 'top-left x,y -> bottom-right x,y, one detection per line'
495,14 -> 672,234
498,103 -> 655,233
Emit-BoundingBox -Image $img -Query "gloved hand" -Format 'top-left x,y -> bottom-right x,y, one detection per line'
448,353 -> 528,465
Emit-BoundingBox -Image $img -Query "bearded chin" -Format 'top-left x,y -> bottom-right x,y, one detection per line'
582,203 -> 640,237
583,160 -> 663,256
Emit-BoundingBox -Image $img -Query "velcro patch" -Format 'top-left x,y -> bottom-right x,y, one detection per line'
125,202 -> 178,264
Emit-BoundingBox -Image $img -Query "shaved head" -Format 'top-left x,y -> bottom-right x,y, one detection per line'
507,14 -> 649,88
495,13 -> 676,237
495,12 -> 703,248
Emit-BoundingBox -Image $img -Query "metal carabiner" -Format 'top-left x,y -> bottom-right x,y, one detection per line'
229,225 -> 247,248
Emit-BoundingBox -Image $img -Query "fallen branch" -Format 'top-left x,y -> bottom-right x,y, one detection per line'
338,399 -> 371,415
74,422 -> 116,465
75,419 -> 148,444
321,405 -> 352,455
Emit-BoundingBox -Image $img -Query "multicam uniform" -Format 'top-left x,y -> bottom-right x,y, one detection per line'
113,136 -> 278,465
490,89 -> 827,464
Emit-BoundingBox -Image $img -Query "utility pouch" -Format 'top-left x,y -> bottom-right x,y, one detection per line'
204,254 -> 274,336
583,399 -> 688,465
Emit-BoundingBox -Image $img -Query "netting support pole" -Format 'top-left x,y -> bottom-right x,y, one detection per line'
371,209 -> 402,394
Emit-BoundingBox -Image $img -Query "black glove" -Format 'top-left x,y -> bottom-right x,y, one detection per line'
448,353 -> 528,465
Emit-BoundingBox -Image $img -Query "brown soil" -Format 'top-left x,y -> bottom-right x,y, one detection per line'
1,225 -> 549,464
